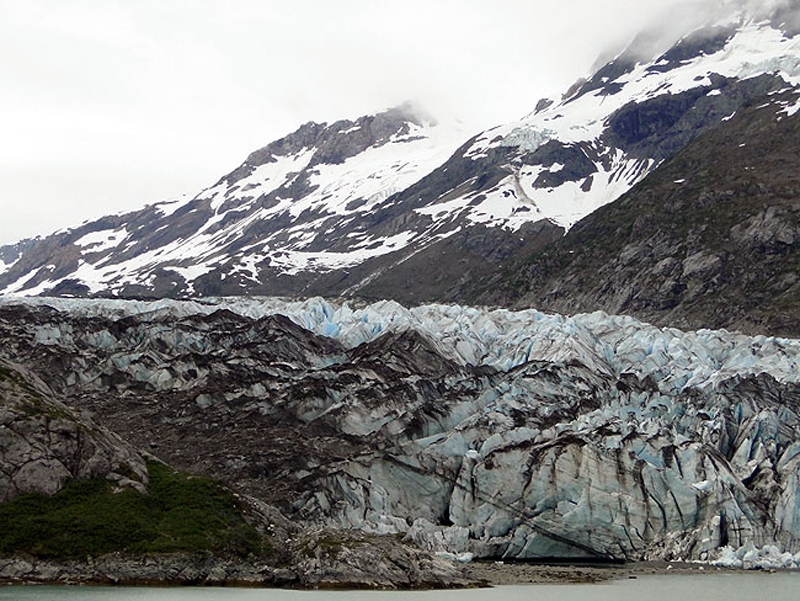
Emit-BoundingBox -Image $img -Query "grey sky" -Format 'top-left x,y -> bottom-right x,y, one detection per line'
0,0 -> 780,245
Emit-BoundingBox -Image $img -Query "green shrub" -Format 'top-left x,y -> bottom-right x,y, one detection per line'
0,461 -> 270,559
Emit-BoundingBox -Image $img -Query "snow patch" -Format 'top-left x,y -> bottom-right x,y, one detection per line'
75,228 -> 129,253
268,231 -> 417,275
154,194 -> 193,218
779,96 -> 800,117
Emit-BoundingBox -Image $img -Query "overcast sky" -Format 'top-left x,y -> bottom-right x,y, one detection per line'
0,0 -> 781,245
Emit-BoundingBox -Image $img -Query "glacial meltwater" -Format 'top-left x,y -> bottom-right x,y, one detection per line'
1,574 -> 800,601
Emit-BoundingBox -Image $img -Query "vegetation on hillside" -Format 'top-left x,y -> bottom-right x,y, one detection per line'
0,460 -> 270,559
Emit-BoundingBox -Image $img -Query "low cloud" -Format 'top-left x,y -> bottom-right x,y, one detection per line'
1,0 -> 799,245
592,0 -> 799,70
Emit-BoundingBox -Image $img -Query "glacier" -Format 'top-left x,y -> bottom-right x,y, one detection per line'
1,295 -> 800,563
8,295 -> 800,393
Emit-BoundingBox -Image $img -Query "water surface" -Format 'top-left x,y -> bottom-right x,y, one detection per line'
2,573 -> 799,601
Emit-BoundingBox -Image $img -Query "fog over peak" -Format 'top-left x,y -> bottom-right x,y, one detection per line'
585,0 -> 799,81
2,0 -> 799,247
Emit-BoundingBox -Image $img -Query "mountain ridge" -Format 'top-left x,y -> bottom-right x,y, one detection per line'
1,15 -> 799,336
480,86 -> 800,336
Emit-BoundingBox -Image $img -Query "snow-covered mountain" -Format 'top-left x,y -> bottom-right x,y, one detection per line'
1,13 -> 799,310
484,82 -> 800,337
455,18 -> 800,229
0,103 -> 468,297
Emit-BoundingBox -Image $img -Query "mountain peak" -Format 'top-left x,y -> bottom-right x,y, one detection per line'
220,102 -> 442,189
2,11 -> 799,316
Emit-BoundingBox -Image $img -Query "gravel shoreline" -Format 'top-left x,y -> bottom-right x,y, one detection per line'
2,557 -> 796,589
461,561 -> 793,585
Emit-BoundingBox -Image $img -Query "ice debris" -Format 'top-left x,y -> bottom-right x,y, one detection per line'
711,544 -> 800,570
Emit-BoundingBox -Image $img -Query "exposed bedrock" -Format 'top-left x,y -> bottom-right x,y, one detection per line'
0,359 -> 148,502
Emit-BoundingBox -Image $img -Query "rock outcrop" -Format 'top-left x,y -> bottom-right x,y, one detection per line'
0,527 -> 472,588
0,359 -> 148,502
290,528 -> 473,589
0,554 -> 295,587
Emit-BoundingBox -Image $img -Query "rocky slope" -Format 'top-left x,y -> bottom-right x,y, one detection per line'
1,14 -> 799,310
0,530 -> 471,589
2,296 -> 799,564
484,85 -> 800,337
0,349 -> 469,588
0,358 -> 148,502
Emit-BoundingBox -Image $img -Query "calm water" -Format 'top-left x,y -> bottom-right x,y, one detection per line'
1,574 -> 799,600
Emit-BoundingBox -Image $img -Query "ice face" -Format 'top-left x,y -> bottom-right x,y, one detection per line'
5,295 -> 799,396
2,294 -> 800,561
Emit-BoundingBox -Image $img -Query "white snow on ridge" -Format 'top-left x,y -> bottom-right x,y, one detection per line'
229,255 -> 263,282
8,119 -> 465,293
417,150 -> 655,231
267,231 -> 417,276
779,95 -> 800,117
152,120 -> 467,278
4,295 -> 800,395
0,257 -> 16,277
451,20 -> 800,232
287,121 -> 466,220
154,194 -> 193,218
162,264 -> 215,286
206,148 -> 316,213
75,228 -> 129,253
0,221 -> 228,296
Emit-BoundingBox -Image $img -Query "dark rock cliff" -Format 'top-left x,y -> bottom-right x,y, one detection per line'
485,89 -> 800,337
